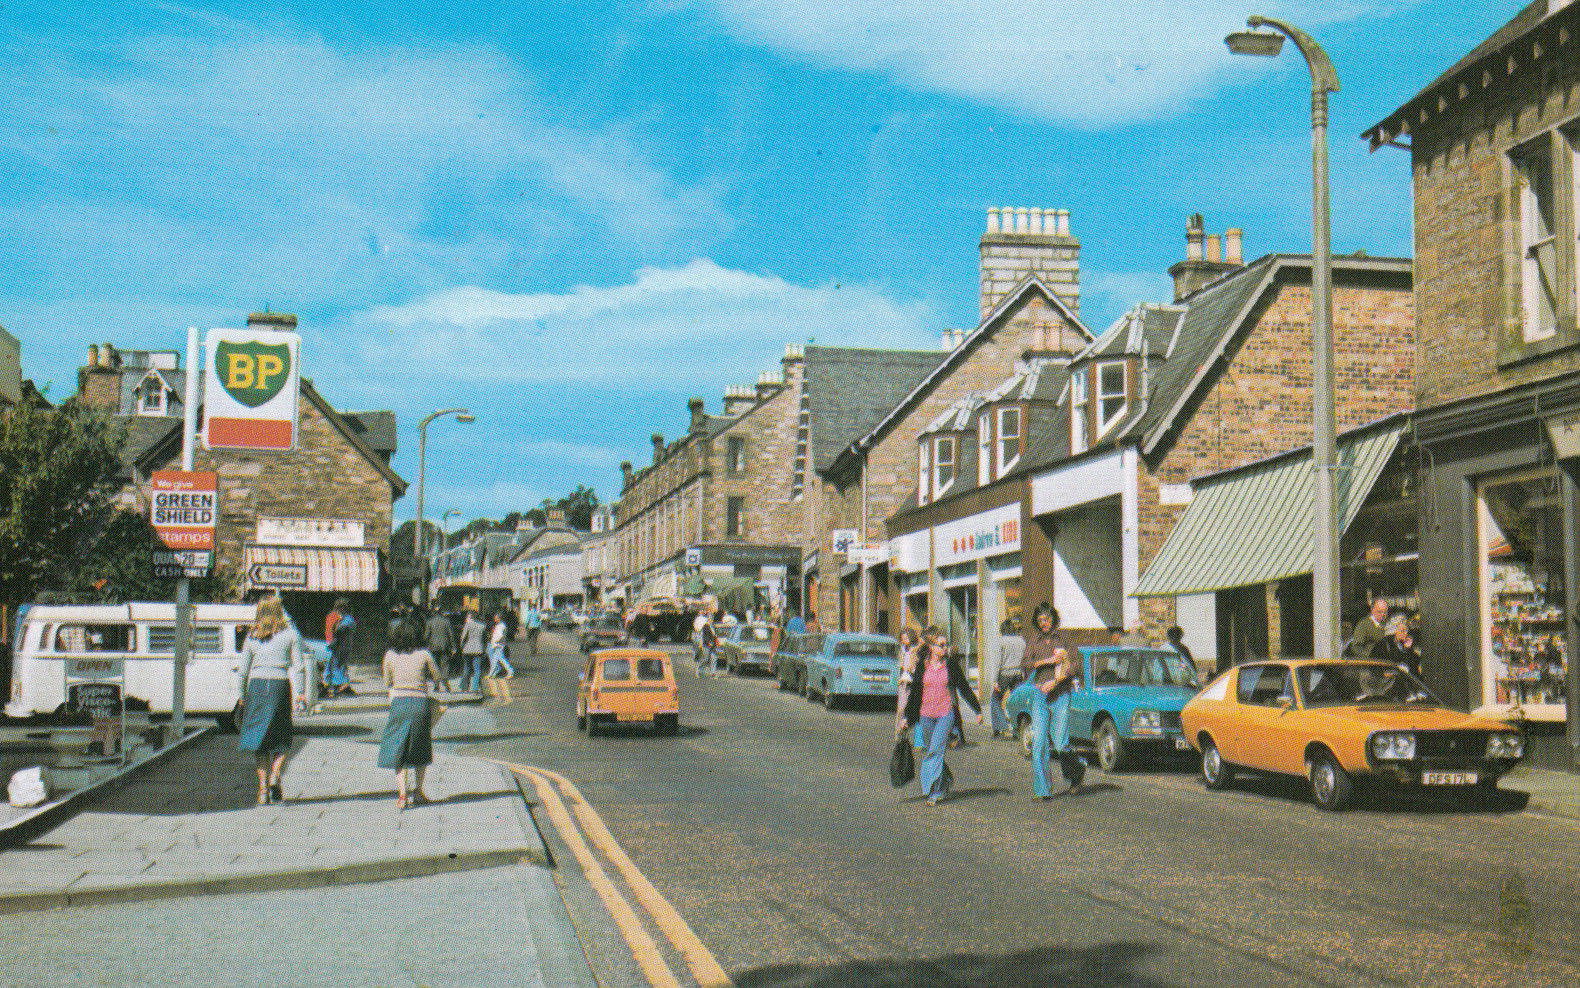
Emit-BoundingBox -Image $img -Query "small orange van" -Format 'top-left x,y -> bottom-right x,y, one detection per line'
577,648 -> 679,736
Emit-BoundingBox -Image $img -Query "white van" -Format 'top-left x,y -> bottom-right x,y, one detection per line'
6,602 -> 258,726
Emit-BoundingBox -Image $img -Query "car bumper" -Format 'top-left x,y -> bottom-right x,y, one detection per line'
1364,757 -> 1520,786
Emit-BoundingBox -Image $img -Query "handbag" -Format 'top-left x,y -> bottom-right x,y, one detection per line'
889,730 -> 916,788
427,695 -> 447,724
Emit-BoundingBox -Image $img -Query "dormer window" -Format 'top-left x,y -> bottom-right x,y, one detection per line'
997,407 -> 1021,475
1097,360 -> 1127,435
138,379 -> 166,416
1070,367 -> 1089,454
933,436 -> 957,497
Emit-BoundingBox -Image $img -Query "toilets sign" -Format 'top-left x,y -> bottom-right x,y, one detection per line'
202,327 -> 301,451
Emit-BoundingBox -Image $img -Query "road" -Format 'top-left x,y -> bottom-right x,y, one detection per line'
456,633 -> 1580,988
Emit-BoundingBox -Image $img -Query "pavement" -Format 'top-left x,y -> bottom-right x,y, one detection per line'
0,666 -> 599,987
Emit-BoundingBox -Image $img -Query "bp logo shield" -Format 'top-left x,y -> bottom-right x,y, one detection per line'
215,340 -> 292,409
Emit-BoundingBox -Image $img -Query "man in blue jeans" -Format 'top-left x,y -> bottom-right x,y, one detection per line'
1022,603 -> 1086,799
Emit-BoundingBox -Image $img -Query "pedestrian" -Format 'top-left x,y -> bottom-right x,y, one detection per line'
1375,614 -> 1421,679
893,628 -> 922,738
1022,603 -> 1085,799
693,603 -> 719,677
900,626 -> 983,806
1347,598 -> 1389,658
459,608 -> 487,694
377,616 -> 443,810
324,597 -> 355,696
989,619 -> 1024,739
238,595 -> 305,806
1165,625 -> 1194,673
425,606 -> 457,693
486,611 -> 514,703
786,610 -> 807,635
523,603 -> 542,656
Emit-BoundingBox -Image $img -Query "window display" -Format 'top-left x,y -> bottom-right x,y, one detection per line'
1480,469 -> 1568,717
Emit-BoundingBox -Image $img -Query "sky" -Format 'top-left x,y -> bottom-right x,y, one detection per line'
1,1 -> 1522,529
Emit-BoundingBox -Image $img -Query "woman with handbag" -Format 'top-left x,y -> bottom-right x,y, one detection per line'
378,616 -> 443,810
237,595 -> 305,806
900,626 -> 983,806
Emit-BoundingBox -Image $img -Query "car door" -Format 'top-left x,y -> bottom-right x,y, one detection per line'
1066,649 -> 1100,740
1230,663 -> 1306,775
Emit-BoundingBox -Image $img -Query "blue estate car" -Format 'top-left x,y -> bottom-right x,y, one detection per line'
1005,646 -> 1201,771
782,632 -> 900,710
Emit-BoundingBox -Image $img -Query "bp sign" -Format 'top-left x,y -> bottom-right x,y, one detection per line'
203,327 -> 301,451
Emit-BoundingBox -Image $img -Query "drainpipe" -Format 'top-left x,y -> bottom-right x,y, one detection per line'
860,451 -> 870,633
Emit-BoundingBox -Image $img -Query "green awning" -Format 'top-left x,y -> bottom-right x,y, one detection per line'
682,575 -> 757,614
1133,419 -> 1406,597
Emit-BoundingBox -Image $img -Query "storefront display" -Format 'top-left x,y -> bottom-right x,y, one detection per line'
1480,469 -> 1568,718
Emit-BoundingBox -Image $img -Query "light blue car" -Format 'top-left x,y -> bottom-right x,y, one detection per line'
1006,646 -> 1201,771
801,633 -> 900,710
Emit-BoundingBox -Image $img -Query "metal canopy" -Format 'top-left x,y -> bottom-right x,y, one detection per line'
1133,420 -> 1405,597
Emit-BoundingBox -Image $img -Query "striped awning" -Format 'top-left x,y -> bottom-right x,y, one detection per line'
243,544 -> 382,593
1133,419 -> 1406,597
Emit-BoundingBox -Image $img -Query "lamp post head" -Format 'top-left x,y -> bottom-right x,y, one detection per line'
1225,29 -> 1284,56
456,413 -> 476,423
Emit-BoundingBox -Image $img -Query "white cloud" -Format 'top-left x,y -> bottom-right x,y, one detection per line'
352,258 -> 938,386
690,1 -> 1409,127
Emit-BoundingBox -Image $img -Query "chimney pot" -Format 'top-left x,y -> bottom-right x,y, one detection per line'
1030,207 -> 1044,235
1057,209 -> 1070,236
1015,207 -> 1030,234
87,344 -> 99,367
987,207 -> 1001,234
1186,214 -> 1205,261
1206,234 -> 1222,263
1226,228 -> 1243,265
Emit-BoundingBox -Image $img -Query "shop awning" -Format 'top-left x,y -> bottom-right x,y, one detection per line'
243,544 -> 382,593
1133,419 -> 1406,597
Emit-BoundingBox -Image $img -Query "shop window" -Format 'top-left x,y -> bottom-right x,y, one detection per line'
1479,469 -> 1567,719
933,437 -> 956,497
1097,360 -> 1127,435
727,436 -> 746,475
726,496 -> 745,538
997,407 -> 1021,475
1070,367 -> 1089,454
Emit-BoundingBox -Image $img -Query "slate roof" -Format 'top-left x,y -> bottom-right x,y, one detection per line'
341,410 -> 397,458
805,345 -> 946,473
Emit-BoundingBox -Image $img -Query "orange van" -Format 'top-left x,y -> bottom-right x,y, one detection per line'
577,648 -> 679,736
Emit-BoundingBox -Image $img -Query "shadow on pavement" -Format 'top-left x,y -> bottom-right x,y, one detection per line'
1217,773 -> 1532,815
295,723 -> 375,738
734,941 -> 1169,987
1063,782 -> 1122,798
434,731 -> 542,744
284,788 -> 514,808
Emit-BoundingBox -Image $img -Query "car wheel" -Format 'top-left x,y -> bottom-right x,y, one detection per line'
777,670 -> 791,691
1200,736 -> 1234,790
798,672 -> 809,698
576,708 -> 586,731
656,714 -> 678,736
1094,719 -> 1127,772
587,717 -> 601,738
823,684 -> 839,710
1308,749 -> 1353,811
1017,714 -> 1035,760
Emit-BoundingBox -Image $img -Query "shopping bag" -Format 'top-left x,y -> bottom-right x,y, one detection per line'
889,731 -> 916,787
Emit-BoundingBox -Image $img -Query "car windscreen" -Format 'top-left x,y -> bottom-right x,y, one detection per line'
1297,664 -> 1439,708
601,658 -> 631,681
636,658 -> 667,681
832,640 -> 896,659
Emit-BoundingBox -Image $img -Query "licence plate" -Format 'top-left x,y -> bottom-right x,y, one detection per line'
616,713 -> 649,723
1422,770 -> 1477,785
862,673 -> 890,683
1174,738 -> 1193,751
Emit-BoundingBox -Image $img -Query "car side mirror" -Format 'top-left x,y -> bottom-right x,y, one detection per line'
577,672 -> 586,682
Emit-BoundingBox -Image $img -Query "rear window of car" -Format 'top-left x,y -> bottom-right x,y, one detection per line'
636,658 -> 667,681
832,640 -> 896,659
602,658 -> 631,681
1236,665 -> 1292,707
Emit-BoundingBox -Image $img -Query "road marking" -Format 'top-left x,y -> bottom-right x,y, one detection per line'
506,763 -> 680,988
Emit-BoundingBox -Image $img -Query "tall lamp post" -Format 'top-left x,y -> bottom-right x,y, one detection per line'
442,508 -> 461,551
1227,16 -> 1341,658
416,408 -> 475,605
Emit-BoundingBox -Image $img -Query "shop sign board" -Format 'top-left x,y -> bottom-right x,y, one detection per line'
202,327 -> 301,451
934,504 -> 1021,568
847,543 -> 888,566
831,529 -> 859,554
151,470 -> 218,551
248,563 -> 309,588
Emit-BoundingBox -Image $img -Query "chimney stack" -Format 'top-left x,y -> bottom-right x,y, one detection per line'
688,397 -> 707,434
723,385 -> 756,417
980,205 -> 1081,320
247,312 -> 298,332
651,434 -> 665,465
1169,214 -> 1244,302
755,370 -> 784,402
621,461 -> 634,490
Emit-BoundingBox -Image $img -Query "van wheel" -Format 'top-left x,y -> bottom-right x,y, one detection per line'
823,685 -> 839,710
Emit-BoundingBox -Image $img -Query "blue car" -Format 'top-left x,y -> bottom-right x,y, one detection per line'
800,633 -> 901,710
1005,646 -> 1201,771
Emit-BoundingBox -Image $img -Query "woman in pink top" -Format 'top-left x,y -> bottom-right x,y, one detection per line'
899,626 -> 983,806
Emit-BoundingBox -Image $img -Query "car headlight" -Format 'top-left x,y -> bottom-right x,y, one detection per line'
1370,731 -> 1416,760
1130,709 -> 1163,736
1486,732 -> 1525,759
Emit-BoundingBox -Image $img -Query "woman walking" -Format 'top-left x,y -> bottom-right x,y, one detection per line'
894,628 -> 922,740
237,595 -> 305,806
900,626 -> 983,806
378,616 -> 443,810
486,611 -> 514,703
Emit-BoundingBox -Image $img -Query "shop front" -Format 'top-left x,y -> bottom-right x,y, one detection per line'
1415,379 -> 1580,770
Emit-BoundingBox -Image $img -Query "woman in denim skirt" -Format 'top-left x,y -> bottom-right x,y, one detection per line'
237,595 -> 305,805
378,616 -> 443,809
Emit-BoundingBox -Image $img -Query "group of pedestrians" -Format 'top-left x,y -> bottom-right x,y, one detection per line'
893,602 -> 1086,806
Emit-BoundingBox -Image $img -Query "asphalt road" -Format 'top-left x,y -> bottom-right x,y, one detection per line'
466,633 -> 1580,988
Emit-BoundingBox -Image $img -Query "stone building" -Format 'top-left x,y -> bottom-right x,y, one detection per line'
1364,0 -> 1580,769
77,313 -> 405,660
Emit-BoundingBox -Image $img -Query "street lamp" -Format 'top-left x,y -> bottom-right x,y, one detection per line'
1226,16 -> 1341,658
416,408 -> 475,605
442,508 -> 461,550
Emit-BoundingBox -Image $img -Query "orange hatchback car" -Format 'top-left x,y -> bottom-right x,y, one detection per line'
577,648 -> 679,736
1181,659 -> 1524,810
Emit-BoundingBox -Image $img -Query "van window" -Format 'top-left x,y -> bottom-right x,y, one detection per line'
53,624 -> 134,653
636,658 -> 666,681
602,658 -> 632,681
149,625 -> 224,654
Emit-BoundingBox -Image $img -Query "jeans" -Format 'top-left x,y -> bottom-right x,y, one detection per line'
463,653 -> 486,692
1031,690 -> 1073,798
916,709 -> 956,799
487,643 -> 513,678
324,645 -> 350,690
989,683 -> 1011,734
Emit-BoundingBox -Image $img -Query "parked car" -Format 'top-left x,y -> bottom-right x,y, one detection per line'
1005,646 -> 1200,770
576,647 -> 678,736
719,622 -> 776,675
1180,659 -> 1525,811
803,633 -> 901,709
774,632 -> 817,695
579,614 -> 631,653
544,607 -> 577,630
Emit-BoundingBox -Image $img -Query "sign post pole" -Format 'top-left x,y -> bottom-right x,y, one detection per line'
173,327 -> 201,740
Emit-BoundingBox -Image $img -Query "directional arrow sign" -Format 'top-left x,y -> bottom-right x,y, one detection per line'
249,563 -> 308,588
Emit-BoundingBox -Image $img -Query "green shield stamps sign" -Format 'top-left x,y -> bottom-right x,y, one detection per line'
215,339 -> 292,408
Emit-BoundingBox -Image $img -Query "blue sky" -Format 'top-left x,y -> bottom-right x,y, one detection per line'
2,1 -> 1518,528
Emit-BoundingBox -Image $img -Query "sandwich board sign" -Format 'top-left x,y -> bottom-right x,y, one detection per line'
202,327 -> 301,451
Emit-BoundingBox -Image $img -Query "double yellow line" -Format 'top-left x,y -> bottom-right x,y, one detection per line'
500,760 -> 732,988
